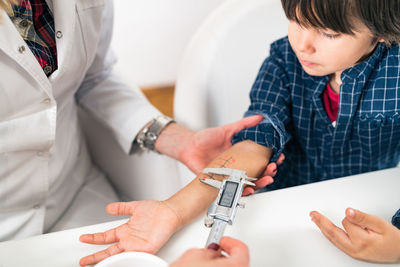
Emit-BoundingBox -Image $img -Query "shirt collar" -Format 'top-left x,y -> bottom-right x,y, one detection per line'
341,42 -> 386,82
44,0 -> 53,13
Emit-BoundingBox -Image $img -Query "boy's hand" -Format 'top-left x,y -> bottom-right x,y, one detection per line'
79,200 -> 182,266
170,236 -> 249,267
242,153 -> 285,196
310,208 -> 400,264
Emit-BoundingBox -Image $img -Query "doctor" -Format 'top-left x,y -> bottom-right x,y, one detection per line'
0,0 -> 276,241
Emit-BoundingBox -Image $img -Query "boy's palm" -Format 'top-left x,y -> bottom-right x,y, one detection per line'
79,200 -> 180,266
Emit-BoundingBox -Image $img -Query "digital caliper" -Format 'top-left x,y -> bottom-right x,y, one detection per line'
200,168 -> 257,247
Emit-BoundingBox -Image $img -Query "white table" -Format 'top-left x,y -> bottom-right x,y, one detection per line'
0,167 -> 399,267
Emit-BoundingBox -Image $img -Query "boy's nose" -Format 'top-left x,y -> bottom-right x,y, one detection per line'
296,30 -> 316,54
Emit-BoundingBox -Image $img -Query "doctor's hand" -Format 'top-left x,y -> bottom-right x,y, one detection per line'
79,200 -> 181,266
170,237 -> 249,267
310,208 -> 400,264
155,115 -> 265,174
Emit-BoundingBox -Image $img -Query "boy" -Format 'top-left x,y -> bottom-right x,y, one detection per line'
80,0 -> 400,265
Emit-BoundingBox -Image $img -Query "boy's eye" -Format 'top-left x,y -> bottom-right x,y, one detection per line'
321,31 -> 341,39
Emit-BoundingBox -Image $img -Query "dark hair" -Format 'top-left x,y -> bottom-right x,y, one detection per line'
281,0 -> 400,45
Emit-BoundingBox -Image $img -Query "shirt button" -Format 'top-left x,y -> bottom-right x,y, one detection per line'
18,45 -> 26,54
19,19 -> 29,28
56,31 -> 63,39
42,98 -> 51,104
33,205 -> 41,210
43,65 -> 53,75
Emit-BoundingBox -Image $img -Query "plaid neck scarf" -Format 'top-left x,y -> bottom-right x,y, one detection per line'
9,0 -> 57,76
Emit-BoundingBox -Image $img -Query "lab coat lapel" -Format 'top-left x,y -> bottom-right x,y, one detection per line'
52,0 -> 77,78
0,9 -> 52,95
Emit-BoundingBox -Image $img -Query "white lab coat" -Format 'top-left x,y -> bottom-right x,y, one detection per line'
0,0 -> 160,240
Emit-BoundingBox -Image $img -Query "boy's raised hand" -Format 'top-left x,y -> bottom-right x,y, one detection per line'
242,153 -> 285,196
79,200 -> 182,266
310,208 -> 400,264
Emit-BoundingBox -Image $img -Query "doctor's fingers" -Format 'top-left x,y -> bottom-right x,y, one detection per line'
310,211 -> 354,253
79,243 -> 124,266
220,237 -> 250,265
106,201 -> 138,216
222,115 -> 263,137
80,228 -> 118,244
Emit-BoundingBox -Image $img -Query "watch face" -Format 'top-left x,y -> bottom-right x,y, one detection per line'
147,132 -> 157,141
138,116 -> 173,151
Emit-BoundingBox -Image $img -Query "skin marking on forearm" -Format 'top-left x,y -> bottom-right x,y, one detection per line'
201,156 -> 236,180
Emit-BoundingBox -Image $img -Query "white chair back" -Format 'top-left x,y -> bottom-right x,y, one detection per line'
175,0 -> 288,130
174,0 -> 288,184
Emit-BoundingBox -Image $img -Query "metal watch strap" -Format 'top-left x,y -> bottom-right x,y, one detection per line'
137,115 -> 174,152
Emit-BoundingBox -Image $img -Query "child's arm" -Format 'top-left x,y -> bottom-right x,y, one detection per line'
79,140 -> 273,266
167,140 -> 273,226
310,209 -> 400,263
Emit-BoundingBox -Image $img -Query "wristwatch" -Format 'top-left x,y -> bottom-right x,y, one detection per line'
136,115 -> 175,152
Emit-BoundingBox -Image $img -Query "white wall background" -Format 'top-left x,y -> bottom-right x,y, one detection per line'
111,0 -> 227,87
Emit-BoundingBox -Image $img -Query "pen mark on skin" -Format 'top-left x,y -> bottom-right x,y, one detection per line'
205,156 -> 235,180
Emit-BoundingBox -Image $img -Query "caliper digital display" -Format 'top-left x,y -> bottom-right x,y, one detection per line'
218,181 -> 239,208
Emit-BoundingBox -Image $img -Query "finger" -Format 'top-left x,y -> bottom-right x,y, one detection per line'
254,176 -> 274,190
182,247 -> 220,261
310,211 -> 354,253
79,228 -> 118,244
276,153 -> 285,165
79,243 -> 124,266
263,163 -> 277,177
341,217 -> 369,243
106,202 -> 136,216
200,248 -> 221,259
242,186 -> 255,196
225,115 -> 263,136
345,208 -> 386,233
219,236 -> 249,264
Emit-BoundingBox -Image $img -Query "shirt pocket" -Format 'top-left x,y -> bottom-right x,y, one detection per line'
352,114 -> 400,160
78,0 -> 105,10
76,0 -> 106,68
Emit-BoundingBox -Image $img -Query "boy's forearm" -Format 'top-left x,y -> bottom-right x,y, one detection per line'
166,140 -> 273,227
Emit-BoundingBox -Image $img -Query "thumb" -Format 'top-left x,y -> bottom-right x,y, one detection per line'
225,115 -> 263,136
106,201 -> 136,216
219,237 -> 249,265
345,208 -> 386,233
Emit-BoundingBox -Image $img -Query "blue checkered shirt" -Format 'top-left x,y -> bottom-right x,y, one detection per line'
233,37 -> 400,227
233,37 -> 400,191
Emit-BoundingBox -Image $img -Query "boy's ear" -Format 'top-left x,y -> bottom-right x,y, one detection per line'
378,38 -> 385,43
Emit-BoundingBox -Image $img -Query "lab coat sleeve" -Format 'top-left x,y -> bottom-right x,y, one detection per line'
75,0 -> 161,155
